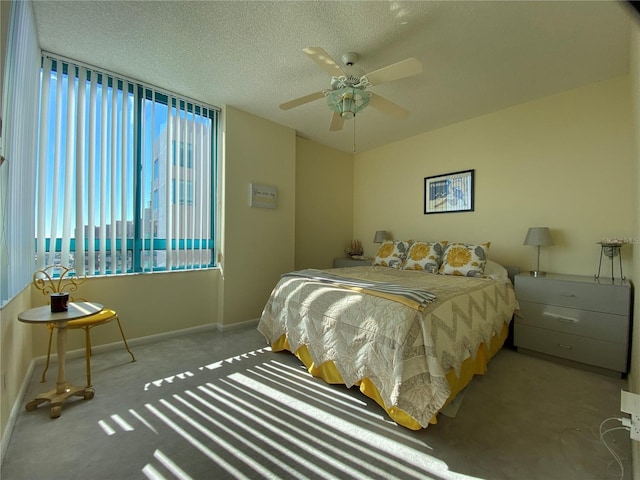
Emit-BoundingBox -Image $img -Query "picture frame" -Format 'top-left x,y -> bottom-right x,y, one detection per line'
424,169 -> 474,214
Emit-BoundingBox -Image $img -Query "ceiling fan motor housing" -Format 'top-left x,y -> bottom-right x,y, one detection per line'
341,52 -> 359,66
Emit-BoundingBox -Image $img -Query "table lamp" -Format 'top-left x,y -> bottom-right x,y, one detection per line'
373,231 -> 389,243
524,227 -> 554,277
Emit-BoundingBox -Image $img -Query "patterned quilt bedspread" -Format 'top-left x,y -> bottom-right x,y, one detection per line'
258,266 -> 517,427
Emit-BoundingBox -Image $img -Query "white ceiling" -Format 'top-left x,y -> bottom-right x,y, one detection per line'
31,1 -> 636,154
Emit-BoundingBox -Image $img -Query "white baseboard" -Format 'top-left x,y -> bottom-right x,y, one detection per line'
218,318 -> 260,332
1,360 -> 36,465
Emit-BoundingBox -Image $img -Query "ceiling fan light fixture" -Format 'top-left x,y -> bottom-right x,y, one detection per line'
326,87 -> 371,119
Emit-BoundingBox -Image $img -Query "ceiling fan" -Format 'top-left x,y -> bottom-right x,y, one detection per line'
279,47 -> 423,132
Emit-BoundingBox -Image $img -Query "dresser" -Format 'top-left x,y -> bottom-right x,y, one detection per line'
514,273 -> 632,375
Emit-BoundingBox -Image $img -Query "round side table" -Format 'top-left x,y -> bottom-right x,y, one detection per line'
18,302 -> 103,418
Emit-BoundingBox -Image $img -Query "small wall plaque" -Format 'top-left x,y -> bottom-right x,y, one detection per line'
250,183 -> 278,209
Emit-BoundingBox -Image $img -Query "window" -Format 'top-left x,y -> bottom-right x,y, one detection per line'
35,56 -> 218,276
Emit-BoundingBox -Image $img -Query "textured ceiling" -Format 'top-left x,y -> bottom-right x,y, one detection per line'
31,1 -> 635,154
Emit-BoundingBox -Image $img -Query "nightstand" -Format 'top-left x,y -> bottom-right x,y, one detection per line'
333,257 -> 372,268
514,273 -> 632,375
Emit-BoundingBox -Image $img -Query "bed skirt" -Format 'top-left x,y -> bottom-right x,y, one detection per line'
270,321 -> 510,430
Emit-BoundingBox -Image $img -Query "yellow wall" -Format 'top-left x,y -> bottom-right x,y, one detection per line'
295,137 -> 354,270
220,106 -> 296,325
354,76 -> 634,277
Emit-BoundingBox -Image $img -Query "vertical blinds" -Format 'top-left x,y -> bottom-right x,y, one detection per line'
0,0 -> 40,306
139,88 -> 214,272
36,55 -> 216,275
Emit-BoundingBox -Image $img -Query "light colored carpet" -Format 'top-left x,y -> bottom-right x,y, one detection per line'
440,388 -> 467,418
0,325 -> 632,480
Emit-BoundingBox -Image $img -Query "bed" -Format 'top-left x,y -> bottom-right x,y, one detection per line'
257,240 -> 517,430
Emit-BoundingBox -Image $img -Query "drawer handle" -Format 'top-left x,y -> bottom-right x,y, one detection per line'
543,312 -> 578,324
558,344 -> 573,350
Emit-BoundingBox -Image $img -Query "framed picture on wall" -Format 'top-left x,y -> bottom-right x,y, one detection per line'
424,169 -> 474,214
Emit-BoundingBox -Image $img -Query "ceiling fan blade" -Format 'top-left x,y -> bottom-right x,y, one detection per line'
329,111 -> 344,131
303,47 -> 346,77
369,93 -> 409,119
279,91 -> 325,111
364,57 -> 422,86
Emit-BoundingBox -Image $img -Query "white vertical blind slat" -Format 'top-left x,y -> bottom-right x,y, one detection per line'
99,75 -> 108,275
203,119 -> 212,266
147,89 -> 155,271
191,109 -> 198,268
36,58 -> 52,270
139,87 -> 147,272
179,108 -> 186,266
174,105 -> 182,267
60,66 -> 76,267
75,67 -> 87,276
120,81 -> 129,271
49,67 -> 63,258
165,99 -> 174,270
109,79 -> 118,272
87,72 -> 97,274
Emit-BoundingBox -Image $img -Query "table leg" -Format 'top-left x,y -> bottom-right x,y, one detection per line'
56,322 -> 68,394
25,322 -> 94,418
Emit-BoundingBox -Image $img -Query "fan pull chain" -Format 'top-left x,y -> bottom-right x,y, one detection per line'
353,115 -> 357,153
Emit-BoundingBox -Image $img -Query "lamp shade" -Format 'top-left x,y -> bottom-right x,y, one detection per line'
373,230 -> 389,243
524,227 -> 554,246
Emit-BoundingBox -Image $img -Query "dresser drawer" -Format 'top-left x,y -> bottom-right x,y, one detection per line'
516,300 -> 629,344
515,275 -> 630,315
515,324 -> 628,372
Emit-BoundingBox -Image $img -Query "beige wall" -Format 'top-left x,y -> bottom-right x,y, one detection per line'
295,137 -> 354,270
0,287 -> 32,455
221,106 -> 296,325
27,269 -> 220,355
629,13 -> 640,479
354,76 -> 634,277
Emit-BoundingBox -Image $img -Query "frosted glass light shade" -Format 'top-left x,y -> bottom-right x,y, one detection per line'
326,87 -> 371,118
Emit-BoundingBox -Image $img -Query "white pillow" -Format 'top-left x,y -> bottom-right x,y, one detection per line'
483,260 -> 509,284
